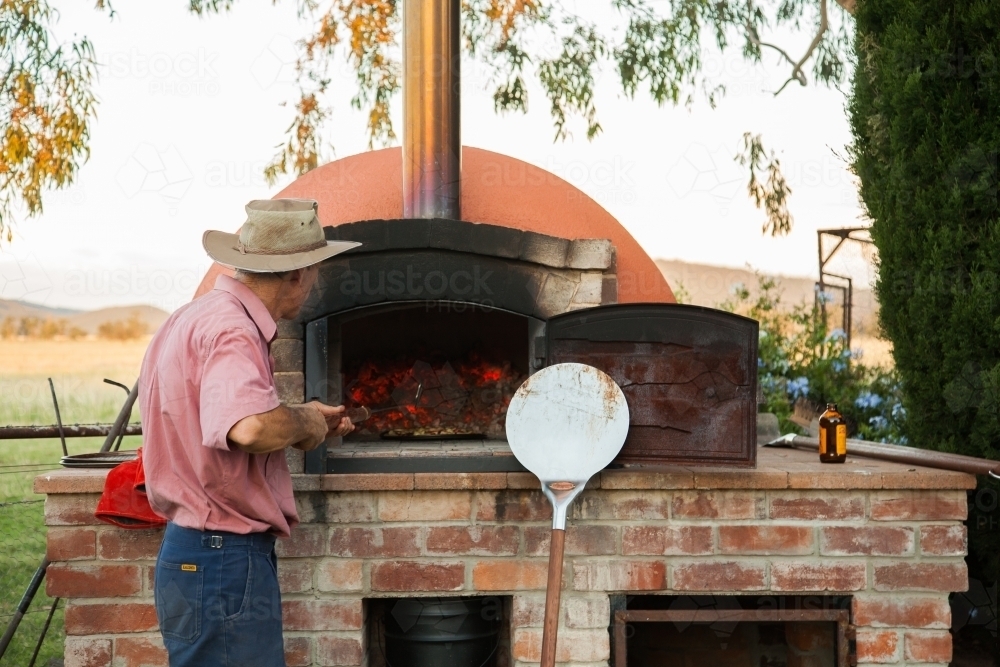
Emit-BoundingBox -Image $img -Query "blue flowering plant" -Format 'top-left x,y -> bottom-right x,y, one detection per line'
721,275 -> 905,443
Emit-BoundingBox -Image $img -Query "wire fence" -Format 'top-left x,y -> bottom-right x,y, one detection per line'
0,485 -> 65,666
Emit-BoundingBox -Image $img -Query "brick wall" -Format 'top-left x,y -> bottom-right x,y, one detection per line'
39,468 -> 970,667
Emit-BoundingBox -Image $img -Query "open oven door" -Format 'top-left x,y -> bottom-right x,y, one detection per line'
544,304 -> 759,468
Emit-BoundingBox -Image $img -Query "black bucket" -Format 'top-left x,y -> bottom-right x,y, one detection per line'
383,597 -> 501,667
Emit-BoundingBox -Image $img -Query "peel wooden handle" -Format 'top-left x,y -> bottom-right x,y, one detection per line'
540,528 -> 566,667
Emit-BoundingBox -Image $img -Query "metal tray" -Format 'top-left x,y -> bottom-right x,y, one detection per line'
60,450 -> 137,469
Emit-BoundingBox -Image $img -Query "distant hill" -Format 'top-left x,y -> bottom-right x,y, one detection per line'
0,299 -> 79,320
0,299 -> 169,335
655,259 -> 879,337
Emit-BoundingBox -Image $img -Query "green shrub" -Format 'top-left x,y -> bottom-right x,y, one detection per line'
722,275 -> 905,443
849,0 -> 1000,462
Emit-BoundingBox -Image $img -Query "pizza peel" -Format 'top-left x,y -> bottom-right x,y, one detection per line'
505,363 -> 629,667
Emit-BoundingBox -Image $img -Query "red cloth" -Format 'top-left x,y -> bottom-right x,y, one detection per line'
95,448 -> 167,529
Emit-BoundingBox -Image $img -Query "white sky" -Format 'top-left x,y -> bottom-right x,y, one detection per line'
0,0 -> 874,313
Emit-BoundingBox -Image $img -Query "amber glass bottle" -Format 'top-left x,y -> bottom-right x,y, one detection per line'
818,403 -> 847,463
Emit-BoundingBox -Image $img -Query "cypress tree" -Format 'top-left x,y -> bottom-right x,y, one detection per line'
850,0 -> 1000,461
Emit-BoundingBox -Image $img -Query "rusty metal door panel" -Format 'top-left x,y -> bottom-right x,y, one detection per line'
546,304 -> 758,467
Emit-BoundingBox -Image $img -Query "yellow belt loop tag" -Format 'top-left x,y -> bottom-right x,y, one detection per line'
181,564 -> 198,572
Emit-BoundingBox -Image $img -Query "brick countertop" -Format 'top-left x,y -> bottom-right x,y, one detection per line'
33,445 -> 976,495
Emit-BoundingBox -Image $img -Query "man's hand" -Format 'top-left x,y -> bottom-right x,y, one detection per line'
306,401 -> 355,438
289,403 -> 331,452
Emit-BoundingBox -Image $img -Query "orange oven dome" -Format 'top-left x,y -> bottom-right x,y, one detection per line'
193,146 -> 674,303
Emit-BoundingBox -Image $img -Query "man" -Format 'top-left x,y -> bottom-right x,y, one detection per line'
139,199 -> 360,666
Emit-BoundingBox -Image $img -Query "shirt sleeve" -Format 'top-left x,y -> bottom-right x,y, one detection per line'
200,327 -> 281,450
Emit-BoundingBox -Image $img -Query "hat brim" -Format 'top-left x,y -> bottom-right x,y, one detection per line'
203,230 -> 360,273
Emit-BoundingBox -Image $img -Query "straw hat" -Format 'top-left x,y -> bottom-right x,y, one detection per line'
202,199 -> 360,273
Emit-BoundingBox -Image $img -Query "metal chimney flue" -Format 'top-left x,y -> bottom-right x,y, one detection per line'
402,0 -> 461,219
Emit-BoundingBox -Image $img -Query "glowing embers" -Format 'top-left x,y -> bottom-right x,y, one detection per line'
344,351 -> 526,440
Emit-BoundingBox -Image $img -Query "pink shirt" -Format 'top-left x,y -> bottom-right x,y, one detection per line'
138,275 -> 298,537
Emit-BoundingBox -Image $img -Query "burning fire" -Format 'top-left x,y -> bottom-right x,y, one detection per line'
343,351 -> 526,439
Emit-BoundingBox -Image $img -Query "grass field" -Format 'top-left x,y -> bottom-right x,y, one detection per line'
0,338 -> 150,666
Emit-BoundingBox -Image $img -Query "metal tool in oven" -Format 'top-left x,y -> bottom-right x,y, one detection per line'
504,362 -> 629,667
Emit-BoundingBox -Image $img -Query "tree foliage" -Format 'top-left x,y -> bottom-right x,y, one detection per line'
1,0 -> 855,239
849,0 -> 1000,462
189,0 -> 854,233
0,0 -> 108,241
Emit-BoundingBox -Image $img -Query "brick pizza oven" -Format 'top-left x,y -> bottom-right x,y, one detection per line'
34,153 -> 974,664
32,1 -> 973,664
37,455 -> 972,667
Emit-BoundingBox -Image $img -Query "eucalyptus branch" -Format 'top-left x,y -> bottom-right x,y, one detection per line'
736,133 -> 794,236
774,0 -> 830,95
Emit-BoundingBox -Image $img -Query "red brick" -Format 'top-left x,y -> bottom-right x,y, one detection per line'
574,491 -> 670,520
276,524 -> 327,557
572,560 -> 667,591
322,492 -> 376,523
378,491 -> 472,521
47,563 -> 142,598
427,526 -> 520,555
870,491 -> 966,521
328,527 -> 420,558
622,526 -> 712,555
904,630 -> 952,662
475,490 -> 551,521
278,559 -> 315,593
47,527 -> 97,561
769,494 -> 866,520
317,559 -> 364,592
282,599 -> 363,631
512,595 -> 547,627
372,561 -> 465,591
113,636 -> 167,667
771,562 -> 867,591
856,629 -> 900,663
920,524 -> 967,556
322,473 -> 413,491
45,493 -> 102,526
65,602 -> 159,635
144,565 -> 156,592
473,560 -> 548,590
97,528 -> 164,560
785,621 -> 835,652
511,595 -> 610,628
873,562 -> 968,592
671,561 -> 766,591
525,525 -> 617,556
413,472 -> 508,489
316,634 -> 364,666
671,491 -> 764,519
820,526 -> 914,556
852,596 -> 951,628
284,636 -> 312,667
599,468 -> 693,489
719,525 -> 814,555
564,596 -> 611,628
64,637 -> 112,667
513,627 -> 610,663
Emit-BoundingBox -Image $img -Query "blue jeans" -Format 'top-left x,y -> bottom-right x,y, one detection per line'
154,523 -> 286,667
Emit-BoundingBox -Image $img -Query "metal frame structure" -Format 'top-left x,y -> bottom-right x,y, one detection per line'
816,227 -> 874,347
613,607 -> 856,667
